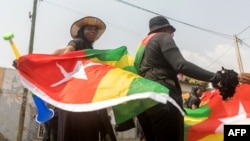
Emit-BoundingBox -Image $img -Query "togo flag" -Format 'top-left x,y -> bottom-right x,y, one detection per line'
16,46 -> 184,124
184,84 -> 250,141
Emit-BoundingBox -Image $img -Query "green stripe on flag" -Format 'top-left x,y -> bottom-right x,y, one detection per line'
84,46 -> 128,61
113,98 -> 157,124
184,106 -> 211,141
185,106 -> 211,118
113,77 -> 170,124
128,77 -> 169,95
85,46 -> 137,73
134,33 -> 157,72
134,45 -> 145,72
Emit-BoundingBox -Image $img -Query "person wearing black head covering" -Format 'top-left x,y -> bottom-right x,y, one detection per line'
52,16 -> 116,141
186,86 -> 203,109
134,15 -> 250,141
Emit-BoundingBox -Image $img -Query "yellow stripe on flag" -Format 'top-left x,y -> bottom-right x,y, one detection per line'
198,133 -> 223,141
184,116 -> 208,126
93,68 -> 140,101
90,54 -> 134,68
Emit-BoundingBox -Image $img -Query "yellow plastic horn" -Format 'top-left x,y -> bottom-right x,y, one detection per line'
3,32 -> 21,59
3,32 -> 54,123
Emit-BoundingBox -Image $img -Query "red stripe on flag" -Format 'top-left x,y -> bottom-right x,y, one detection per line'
53,64 -> 113,103
17,52 -> 114,104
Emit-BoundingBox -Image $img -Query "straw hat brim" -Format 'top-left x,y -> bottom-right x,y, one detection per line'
70,16 -> 106,40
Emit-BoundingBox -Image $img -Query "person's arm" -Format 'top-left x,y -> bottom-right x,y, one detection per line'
238,73 -> 250,84
52,38 -> 85,55
51,46 -> 75,55
158,33 -> 219,82
158,33 -> 250,100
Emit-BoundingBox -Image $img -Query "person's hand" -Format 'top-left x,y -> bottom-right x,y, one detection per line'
238,73 -> 250,84
12,59 -> 17,69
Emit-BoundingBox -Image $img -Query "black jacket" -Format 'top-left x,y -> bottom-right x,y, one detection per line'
140,32 -> 221,93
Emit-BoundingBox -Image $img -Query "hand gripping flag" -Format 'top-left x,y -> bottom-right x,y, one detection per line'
16,46 -> 184,124
184,84 -> 250,141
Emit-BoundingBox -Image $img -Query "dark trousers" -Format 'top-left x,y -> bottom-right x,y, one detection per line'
57,109 -> 117,141
98,109 -> 117,141
137,83 -> 184,141
43,116 -> 58,141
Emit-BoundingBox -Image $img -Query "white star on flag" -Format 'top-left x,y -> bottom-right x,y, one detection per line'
215,102 -> 250,133
51,61 -> 101,87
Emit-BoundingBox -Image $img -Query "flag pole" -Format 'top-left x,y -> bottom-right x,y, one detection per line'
233,34 -> 244,73
16,0 -> 38,140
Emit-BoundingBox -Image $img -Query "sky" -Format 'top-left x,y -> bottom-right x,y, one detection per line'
0,0 -> 250,73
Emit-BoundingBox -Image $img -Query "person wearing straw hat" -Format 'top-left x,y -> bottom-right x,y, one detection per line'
52,16 -> 117,141
134,15 -> 250,141
53,16 -> 106,54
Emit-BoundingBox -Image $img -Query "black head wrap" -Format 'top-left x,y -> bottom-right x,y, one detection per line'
212,67 -> 239,100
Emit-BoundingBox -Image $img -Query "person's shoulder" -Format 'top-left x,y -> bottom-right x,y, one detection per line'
68,38 -> 84,46
188,95 -> 198,101
153,32 -> 173,41
191,96 -> 200,102
155,32 -> 171,37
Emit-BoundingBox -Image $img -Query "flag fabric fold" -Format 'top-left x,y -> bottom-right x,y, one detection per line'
134,33 -> 156,72
17,46 -> 184,124
184,84 -> 250,141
